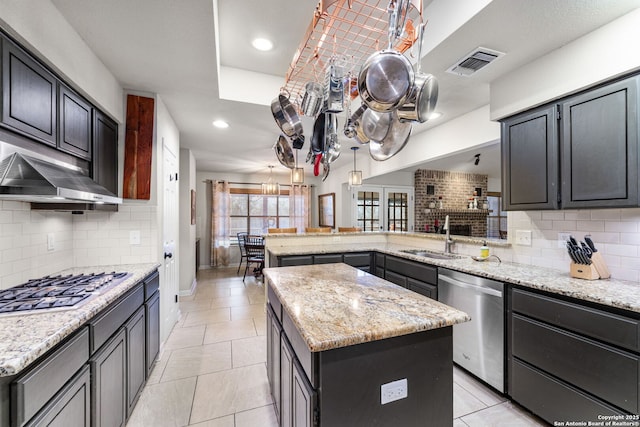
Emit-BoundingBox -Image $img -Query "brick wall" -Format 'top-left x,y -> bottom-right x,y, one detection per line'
414,170 -> 489,237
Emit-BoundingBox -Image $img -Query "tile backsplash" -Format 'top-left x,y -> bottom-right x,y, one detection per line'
0,201 -> 158,290
508,208 -> 640,282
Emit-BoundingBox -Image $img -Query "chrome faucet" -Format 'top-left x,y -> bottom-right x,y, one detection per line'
443,215 -> 454,253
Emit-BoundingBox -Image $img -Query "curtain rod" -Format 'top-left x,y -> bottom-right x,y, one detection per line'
202,180 -> 314,187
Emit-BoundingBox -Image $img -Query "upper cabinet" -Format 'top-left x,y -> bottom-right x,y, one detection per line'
1,37 -> 57,146
501,105 -> 559,210
93,110 -> 118,195
59,84 -> 92,160
501,74 -> 639,210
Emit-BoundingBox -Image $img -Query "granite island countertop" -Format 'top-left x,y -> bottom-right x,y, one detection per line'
266,242 -> 640,314
263,263 -> 471,352
0,263 -> 160,377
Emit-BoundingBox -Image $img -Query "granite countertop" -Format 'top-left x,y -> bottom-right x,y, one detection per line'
0,263 -> 160,377
267,243 -> 640,314
263,263 -> 471,353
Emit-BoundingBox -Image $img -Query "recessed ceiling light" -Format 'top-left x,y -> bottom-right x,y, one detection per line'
252,38 -> 273,51
212,120 -> 229,129
428,112 -> 442,120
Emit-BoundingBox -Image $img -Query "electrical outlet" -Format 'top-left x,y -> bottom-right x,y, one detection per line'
47,233 -> 55,251
129,230 -> 141,245
381,378 -> 408,405
558,232 -> 571,248
515,230 -> 532,246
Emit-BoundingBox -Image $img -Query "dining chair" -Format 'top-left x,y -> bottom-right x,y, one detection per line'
305,227 -> 332,233
236,232 -> 249,274
268,227 -> 297,233
337,227 -> 362,232
243,235 -> 265,282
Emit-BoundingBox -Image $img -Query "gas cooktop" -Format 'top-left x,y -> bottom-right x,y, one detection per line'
0,272 -> 131,315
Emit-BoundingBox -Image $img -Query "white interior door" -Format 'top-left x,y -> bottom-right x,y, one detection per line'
162,142 -> 179,340
351,186 -> 414,231
383,187 -> 415,232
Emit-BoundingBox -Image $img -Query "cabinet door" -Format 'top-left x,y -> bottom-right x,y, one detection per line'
145,291 -> 160,378
93,110 -> 119,195
561,75 -> 638,208
25,365 -> 91,427
90,328 -> 126,427
501,104 -> 559,210
292,358 -> 316,427
126,307 -> 146,417
280,335 -> 294,427
266,306 -> 281,418
1,38 -> 57,146
59,85 -> 91,159
384,270 -> 407,288
407,277 -> 437,300
279,256 -> 313,267
313,254 -> 342,264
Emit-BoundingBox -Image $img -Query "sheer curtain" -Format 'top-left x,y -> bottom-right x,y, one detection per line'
210,180 -> 231,267
289,185 -> 310,233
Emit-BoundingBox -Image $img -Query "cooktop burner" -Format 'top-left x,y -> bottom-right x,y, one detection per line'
0,272 -> 131,315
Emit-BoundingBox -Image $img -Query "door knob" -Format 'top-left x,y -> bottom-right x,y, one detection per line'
164,252 -> 173,259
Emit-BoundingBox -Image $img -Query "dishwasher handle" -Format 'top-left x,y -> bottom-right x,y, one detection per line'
438,275 -> 503,298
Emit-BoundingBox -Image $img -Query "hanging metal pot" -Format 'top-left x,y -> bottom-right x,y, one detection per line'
357,2 -> 414,113
274,135 -> 296,169
397,23 -> 439,123
324,113 -> 341,163
368,110 -> 412,161
300,81 -> 324,117
347,105 -> 370,144
271,92 -> 304,139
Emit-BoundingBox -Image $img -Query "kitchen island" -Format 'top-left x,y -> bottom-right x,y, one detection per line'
263,263 -> 470,427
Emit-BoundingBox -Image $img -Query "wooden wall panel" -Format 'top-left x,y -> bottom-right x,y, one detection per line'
123,95 -> 154,199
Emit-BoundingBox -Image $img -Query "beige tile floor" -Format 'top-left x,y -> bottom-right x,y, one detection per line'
127,267 -> 547,427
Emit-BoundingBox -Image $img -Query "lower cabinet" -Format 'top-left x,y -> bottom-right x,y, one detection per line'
383,255 -> 438,300
90,328 -> 127,427
509,287 -> 640,423
291,358 -> 315,427
280,335 -> 294,427
276,252 -> 372,273
266,305 -> 282,420
125,307 -> 146,417
145,291 -> 161,378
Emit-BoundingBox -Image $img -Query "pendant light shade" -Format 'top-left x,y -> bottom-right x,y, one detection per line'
291,150 -> 304,184
348,146 -> 362,187
262,165 -> 280,195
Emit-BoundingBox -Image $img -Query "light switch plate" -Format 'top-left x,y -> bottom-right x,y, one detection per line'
515,230 -> 532,246
47,233 -> 55,251
129,230 -> 141,245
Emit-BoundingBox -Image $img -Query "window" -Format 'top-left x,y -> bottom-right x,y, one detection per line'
356,191 -> 380,231
230,190 -> 290,240
487,192 -> 508,239
387,192 -> 408,231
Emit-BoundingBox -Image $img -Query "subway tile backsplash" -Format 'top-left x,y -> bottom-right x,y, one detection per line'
508,208 -> 640,283
0,202 -> 158,290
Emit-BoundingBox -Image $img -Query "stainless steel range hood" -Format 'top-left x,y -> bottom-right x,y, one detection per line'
0,152 -> 122,204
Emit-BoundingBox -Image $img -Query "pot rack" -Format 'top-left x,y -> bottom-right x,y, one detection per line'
283,0 -> 423,99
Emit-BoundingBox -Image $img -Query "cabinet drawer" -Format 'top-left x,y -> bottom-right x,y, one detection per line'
267,284 -> 282,323
279,256 -> 313,266
511,359 -> 624,424
385,256 -> 437,284
283,309 -> 317,388
313,254 -> 342,264
343,252 -> 371,267
384,271 -> 406,288
375,253 -> 385,268
512,314 -> 639,413
143,271 -> 159,301
407,278 -> 437,300
12,328 -> 89,427
512,288 -> 639,352
89,284 -> 144,353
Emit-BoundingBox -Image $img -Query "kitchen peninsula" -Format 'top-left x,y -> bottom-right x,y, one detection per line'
263,263 -> 470,427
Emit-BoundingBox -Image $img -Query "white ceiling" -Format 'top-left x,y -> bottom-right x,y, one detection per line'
51,0 -> 640,181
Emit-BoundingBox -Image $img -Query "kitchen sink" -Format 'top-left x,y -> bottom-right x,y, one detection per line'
399,249 -> 463,260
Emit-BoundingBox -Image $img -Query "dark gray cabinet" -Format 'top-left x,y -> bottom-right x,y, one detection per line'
509,287 -> 640,423
280,335 -> 294,427
501,104 -> 559,210
125,307 -> 146,417
383,255 -> 438,300
291,358 -> 315,427
1,37 -> 57,147
92,110 -> 118,195
145,291 -> 160,378
266,305 -> 282,420
501,73 -> 640,210
560,76 -> 639,208
90,328 -> 126,427
279,255 -> 313,267
276,252 -> 372,273
59,85 -> 92,160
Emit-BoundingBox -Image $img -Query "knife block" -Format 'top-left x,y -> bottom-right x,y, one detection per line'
590,252 -> 611,279
570,262 -> 600,280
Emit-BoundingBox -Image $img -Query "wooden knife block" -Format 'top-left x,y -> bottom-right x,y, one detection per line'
570,262 -> 600,280
590,252 -> 611,279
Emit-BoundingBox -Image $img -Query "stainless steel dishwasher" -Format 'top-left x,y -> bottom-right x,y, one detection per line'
438,268 -> 505,392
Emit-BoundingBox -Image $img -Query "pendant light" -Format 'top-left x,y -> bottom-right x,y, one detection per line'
262,165 -> 280,195
291,150 -> 304,184
348,146 -> 362,187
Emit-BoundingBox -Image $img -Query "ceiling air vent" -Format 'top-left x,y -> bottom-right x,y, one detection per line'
446,47 -> 505,77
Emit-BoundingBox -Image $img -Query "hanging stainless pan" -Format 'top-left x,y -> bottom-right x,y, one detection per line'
397,23 -> 439,123
346,105 -> 370,144
271,93 -> 304,139
357,2 -> 414,113
324,113 -> 341,163
369,110 -> 412,161
274,135 -> 296,169
311,112 -> 326,154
